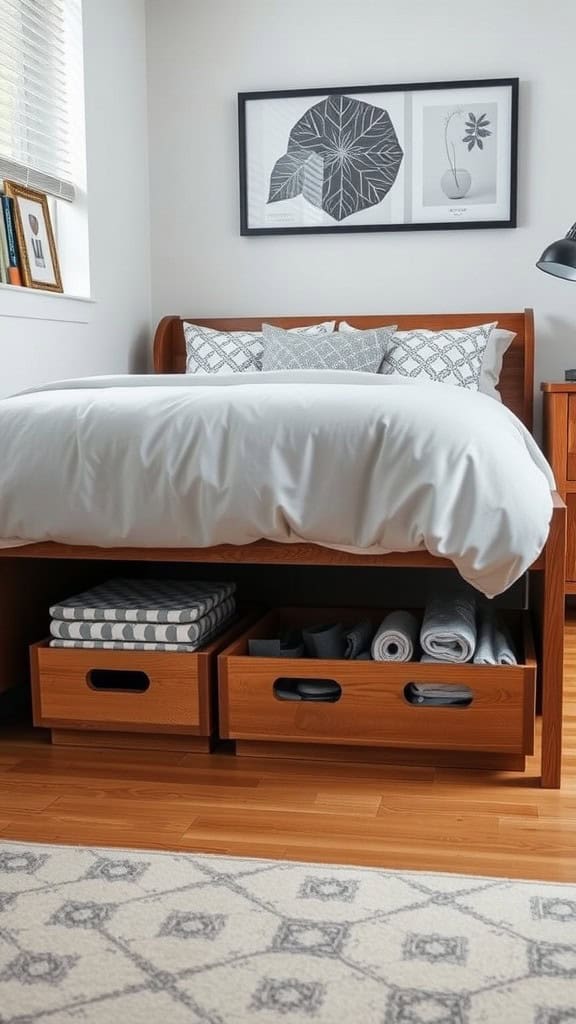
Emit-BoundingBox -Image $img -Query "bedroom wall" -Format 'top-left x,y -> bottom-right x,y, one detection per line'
146,0 -> 576,397
0,0 -> 151,398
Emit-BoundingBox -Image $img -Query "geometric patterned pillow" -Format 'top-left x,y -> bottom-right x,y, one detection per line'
184,321 -> 336,375
379,323 -> 497,390
261,322 -> 396,373
339,320 -> 510,397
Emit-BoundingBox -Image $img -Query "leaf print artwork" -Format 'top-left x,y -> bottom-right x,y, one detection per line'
462,112 -> 492,151
268,95 -> 403,222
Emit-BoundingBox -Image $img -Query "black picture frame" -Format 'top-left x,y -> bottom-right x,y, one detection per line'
238,77 -> 518,236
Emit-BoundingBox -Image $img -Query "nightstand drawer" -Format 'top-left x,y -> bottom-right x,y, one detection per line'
567,396 -> 576,479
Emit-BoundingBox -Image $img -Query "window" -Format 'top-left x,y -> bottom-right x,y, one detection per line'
0,0 -> 85,201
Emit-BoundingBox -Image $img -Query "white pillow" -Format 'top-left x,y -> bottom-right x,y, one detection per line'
339,321 -> 515,399
185,321 -> 335,375
478,328 -> 516,401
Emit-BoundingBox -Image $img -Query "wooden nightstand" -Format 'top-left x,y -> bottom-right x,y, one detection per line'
542,382 -> 576,593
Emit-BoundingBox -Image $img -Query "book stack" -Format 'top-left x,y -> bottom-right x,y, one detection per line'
0,187 -> 22,286
48,579 -> 238,652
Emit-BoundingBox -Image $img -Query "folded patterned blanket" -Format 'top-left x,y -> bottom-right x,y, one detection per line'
50,597 -> 235,643
50,639 -> 213,652
420,586 -> 477,664
50,578 -> 236,623
48,614 -> 235,652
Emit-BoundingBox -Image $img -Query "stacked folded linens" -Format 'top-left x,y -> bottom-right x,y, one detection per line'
49,579 -> 236,652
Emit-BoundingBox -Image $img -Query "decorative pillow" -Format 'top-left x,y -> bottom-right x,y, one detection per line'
339,320 -> 510,396
261,322 -> 396,373
184,321 -> 336,375
479,328 -> 516,401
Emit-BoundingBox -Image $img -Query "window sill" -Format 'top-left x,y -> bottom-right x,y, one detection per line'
0,282 -> 95,324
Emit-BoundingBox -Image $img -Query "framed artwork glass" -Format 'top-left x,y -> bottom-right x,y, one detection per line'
4,180 -> 63,291
238,77 -> 518,236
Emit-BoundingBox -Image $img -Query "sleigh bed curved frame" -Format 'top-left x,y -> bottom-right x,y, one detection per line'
0,310 -> 565,787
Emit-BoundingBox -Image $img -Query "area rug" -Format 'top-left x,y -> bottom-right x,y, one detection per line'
0,841 -> 575,1023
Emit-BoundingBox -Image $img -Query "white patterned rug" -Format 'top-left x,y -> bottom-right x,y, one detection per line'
0,841 -> 575,1024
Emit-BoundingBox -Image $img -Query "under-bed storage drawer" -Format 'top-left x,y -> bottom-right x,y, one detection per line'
218,609 -> 536,756
30,619 -> 249,745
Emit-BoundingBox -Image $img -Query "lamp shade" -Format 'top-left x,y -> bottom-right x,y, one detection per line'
537,223 -> 576,281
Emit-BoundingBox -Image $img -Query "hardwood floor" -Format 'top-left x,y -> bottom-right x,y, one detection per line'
0,614 -> 575,882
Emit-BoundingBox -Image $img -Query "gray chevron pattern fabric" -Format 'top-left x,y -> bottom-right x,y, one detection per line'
1,840 -> 575,1023
261,322 -> 396,372
49,579 -> 236,624
380,323 -> 497,389
184,321 -> 336,374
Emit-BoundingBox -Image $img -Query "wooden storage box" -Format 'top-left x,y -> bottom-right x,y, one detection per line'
218,608 -> 537,769
31,618 -> 250,752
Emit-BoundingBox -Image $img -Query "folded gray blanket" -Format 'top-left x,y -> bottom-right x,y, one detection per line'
48,617 -> 233,653
473,607 -> 517,665
420,586 -> 476,664
371,611 -> 419,662
50,578 -> 236,624
50,597 -> 236,644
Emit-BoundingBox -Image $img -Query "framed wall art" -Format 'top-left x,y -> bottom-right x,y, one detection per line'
4,180 -> 63,291
238,77 -> 518,236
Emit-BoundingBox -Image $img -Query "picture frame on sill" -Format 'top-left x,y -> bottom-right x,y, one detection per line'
4,180 -> 63,291
238,77 -> 518,236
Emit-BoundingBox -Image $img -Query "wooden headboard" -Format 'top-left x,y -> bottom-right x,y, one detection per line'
153,310 -> 535,431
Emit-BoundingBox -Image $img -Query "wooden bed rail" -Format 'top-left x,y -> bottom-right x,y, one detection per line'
0,491 -> 566,788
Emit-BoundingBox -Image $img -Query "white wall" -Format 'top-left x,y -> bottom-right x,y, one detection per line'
0,0 -> 151,397
146,0 -> 576,399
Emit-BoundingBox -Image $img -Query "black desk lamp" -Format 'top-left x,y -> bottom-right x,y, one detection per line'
537,224 -> 576,281
537,224 -> 576,379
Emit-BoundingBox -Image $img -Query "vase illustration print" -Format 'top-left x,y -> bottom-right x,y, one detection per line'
440,109 -> 491,202
441,167 -> 472,200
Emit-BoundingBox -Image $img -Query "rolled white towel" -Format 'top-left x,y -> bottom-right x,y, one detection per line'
371,610 -> 419,662
420,590 -> 476,664
473,607 -> 517,665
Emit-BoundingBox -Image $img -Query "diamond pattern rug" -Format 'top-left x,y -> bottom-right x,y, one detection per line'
0,840 -> 575,1023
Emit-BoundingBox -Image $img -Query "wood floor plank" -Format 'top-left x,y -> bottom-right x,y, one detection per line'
0,610 -> 575,881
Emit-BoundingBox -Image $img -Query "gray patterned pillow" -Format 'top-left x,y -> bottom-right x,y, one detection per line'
379,323 -> 497,390
261,323 -> 396,373
184,321 -> 335,375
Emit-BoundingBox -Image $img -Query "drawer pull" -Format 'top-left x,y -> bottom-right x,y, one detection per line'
87,669 -> 150,693
273,678 -> 342,703
404,682 -> 474,708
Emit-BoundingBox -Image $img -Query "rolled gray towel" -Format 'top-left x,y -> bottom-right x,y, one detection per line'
371,611 -> 419,662
302,623 -> 345,659
344,620 -> 374,659
420,588 -> 476,664
473,607 -> 517,665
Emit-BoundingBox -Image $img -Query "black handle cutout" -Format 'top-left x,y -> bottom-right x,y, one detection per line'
87,669 -> 150,693
404,682 -> 473,708
273,678 -> 342,703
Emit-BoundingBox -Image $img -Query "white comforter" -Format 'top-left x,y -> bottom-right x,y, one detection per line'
0,371 -> 554,596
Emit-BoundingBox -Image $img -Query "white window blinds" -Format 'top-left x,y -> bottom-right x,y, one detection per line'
0,0 -> 84,201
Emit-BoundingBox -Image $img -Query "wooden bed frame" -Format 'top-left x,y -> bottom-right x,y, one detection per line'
0,309 -> 566,787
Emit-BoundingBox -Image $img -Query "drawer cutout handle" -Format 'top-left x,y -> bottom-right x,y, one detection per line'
273,678 -> 342,703
404,682 -> 473,708
87,669 -> 150,693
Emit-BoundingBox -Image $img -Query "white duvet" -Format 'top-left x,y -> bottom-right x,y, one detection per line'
0,371 -> 554,597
